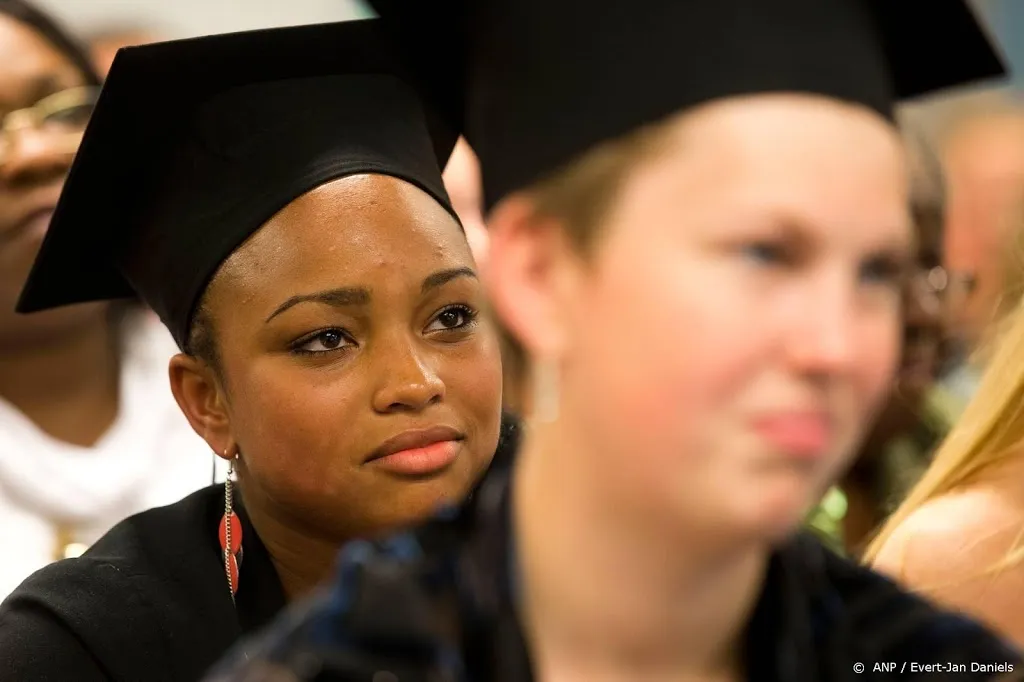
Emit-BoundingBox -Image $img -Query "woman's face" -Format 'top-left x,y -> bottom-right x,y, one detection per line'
192,174 -> 503,541
0,15 -> 98,344
515,95 -> 910,544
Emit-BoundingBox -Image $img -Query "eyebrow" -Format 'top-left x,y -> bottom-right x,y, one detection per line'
265,267 -> 477,322
422,266 -> 476,293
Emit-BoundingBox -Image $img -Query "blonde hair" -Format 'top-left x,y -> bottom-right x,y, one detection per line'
864,201 -> 1024,569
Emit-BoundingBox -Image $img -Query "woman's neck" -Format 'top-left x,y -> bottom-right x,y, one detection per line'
512,423 -> 768,682
240,487 -> 341,602
0,311 -> 120,447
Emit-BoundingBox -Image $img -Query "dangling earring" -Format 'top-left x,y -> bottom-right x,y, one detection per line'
532,357 -> 561,425
218,448 -> 242,601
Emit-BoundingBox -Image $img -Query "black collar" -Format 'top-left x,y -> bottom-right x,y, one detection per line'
454,470 -> 835,682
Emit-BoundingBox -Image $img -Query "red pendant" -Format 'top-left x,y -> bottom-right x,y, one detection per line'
218,512 -> 243,595
219,512 -> 243,554
225,553 -> 240,594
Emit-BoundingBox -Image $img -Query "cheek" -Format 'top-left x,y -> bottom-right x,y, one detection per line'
437,331 -> 505,446
564,246 -> 764,465
849,315 -> 902,433
228,364 -> 363,495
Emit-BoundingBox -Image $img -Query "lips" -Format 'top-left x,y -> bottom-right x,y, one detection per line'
365,425 -> 465,478
366,425 -> 465,463
751,411 -> 833,459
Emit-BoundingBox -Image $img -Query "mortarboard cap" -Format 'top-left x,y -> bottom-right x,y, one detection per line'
368,0 -> 1007,212
16,19 -> 459,349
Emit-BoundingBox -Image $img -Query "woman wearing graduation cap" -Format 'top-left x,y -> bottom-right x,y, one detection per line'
0,18 -> 510,682
0,0 -> 219,600
205,1 -> 1023,681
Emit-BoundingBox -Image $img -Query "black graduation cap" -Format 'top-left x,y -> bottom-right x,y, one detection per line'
367,0 -> 1007,212
16,19 -> 459,349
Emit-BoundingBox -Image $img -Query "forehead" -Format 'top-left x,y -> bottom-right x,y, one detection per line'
0,16 -> 81,108
612,94 -> 910,243
212,173 -> 472,300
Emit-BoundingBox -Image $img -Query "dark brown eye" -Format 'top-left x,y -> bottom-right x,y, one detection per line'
316,330 -> 344,348
426,304 -> 478,333
437,309 -> 465,328
293,329 -> 351,355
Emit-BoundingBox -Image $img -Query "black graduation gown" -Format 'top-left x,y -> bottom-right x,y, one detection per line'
206,464 -> 1023,682
0,485 -> 287,682
0,415 -> 523,682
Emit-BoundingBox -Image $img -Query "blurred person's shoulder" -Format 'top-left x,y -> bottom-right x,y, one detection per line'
870,486 -> 1024,648
789,530 -> 1022,678
871,487 -> 1018,578
0,485 -> 261,681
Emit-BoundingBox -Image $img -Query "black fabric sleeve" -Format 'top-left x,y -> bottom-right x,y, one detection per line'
0,602 -> 111,682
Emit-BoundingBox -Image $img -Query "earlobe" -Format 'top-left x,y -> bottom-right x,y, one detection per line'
485,195 -> 574,358
167,354 -> 234,458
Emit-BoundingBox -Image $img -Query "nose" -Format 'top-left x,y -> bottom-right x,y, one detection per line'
784,277 -> 862,380
0,127 -> 74,188
371,337 -> 446,413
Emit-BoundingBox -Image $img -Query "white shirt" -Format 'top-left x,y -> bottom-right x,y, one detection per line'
0,311 -> 225,599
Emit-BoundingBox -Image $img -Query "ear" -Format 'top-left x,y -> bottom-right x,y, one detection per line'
485,194 -> 581,359
168,353 -> 235,460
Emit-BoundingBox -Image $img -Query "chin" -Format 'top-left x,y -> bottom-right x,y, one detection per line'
736,486 -> 817,545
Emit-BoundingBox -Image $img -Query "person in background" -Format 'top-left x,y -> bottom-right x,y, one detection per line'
207,1 -> 1016,681
807,131 -> 956,555
443,137 -> 489,269
0,19 -> 510,681
868,202 -> 1024,649
938,100 -> 1024,404
990,200 -> 1024,337
0,0 -> 214,599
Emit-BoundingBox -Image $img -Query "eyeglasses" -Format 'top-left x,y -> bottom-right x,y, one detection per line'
0,86 -> 100,167
914,265 -> 949,298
